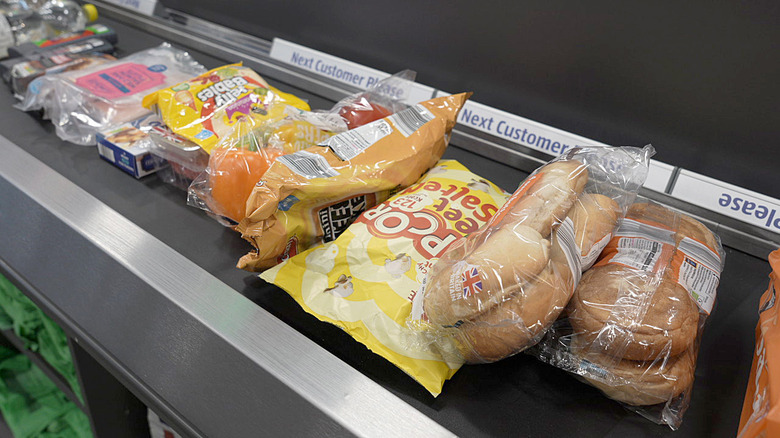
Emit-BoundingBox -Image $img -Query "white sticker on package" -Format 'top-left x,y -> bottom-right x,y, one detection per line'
276,151 -> 339,179
581,232 -> 611,270
556,217 -> 582,285
389,104 -> 435,137
677,237 -> 721,314
325,119 -> 393,160
610,237 -> 664,272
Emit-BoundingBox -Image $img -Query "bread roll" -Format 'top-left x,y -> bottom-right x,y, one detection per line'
423,159 -> 588,327
570,193 -> 619,264
578,345 -> 696,406
454,231 -> 573,362
568,265 -> 699,360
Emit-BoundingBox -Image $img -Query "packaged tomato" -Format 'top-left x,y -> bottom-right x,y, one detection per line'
738,249 -> 780,438
260,160 -> 510,395
142,63 -> 310,154
16,43 -> 206,145
236,92 -> 472,271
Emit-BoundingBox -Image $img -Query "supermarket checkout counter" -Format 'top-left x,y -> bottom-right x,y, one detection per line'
0,8 -> 776,438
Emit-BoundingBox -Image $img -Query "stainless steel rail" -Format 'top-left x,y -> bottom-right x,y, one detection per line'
0,137 -> 455,438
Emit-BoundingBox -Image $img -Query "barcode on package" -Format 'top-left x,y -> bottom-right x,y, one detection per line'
611,237 -> 664,272
325,119 -> 392,160
98,142 -> 115,163
556,217 -> 582,285
389,104 -> 435,137
277,151 -> 339,179
616,218 -> 674,244
677,237 -> 722,314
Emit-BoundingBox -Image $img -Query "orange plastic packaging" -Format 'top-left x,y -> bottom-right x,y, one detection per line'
738,249 -> 780,438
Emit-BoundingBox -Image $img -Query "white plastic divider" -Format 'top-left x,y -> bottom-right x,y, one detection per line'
269,38 -> 435,104
102,0 -> 158,16
672,170 -> 780,234
645,160 -> 675,193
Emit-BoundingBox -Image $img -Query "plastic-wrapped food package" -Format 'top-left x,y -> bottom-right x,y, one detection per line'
236,92 -> 472,271
738,248 -> 780,438
10,52 -> 116,98
186,71 -> 418,226
16,43 -> 205,145
187,116 -> 286,225
142,63 -> 310,154
143,125 -> 208,190
330,69 -> 416,129
414,146 -> 653,364
531,201 -> 725,429
261,160 -> 510,395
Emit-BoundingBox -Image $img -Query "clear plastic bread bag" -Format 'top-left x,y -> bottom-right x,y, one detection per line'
530,201 -> 726,429
409,145 -> 654,365
16,43 -> 206,145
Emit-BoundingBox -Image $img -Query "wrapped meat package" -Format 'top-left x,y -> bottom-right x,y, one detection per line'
413,145 -> 653,364
531,202 -> 726,429
16,43 -> 206,145
236,92 -> 472,271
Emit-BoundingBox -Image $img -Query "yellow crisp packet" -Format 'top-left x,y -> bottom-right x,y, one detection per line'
142,63 -> 310,153
237,92 -> 471,271
260,160 -> 509,395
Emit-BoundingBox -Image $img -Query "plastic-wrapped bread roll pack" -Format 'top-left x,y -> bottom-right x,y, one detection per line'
531,202 -> 726,429
412,145 -> 654,364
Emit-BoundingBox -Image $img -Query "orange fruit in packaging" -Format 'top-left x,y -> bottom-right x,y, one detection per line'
209,147 -> 284,224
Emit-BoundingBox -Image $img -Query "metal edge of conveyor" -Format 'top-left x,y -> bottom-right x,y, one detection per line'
91,0 -> 780,259
0,137 -> 456,438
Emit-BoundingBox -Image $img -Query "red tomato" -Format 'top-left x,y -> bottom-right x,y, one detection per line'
338,98 -> 392,129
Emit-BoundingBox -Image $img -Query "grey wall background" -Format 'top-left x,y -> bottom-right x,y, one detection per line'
165,0 -> 780,197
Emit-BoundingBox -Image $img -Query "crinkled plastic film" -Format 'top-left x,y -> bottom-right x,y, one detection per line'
737,248 -> 780,438
142,124 -> 208,191
187,116 -> 286,226
15,43 -> 206,145
531,201 -> 726,429
236,92 -> 472,271
260,160 -> 509,395
415,146 -> 653,366
142,63 -> 310,154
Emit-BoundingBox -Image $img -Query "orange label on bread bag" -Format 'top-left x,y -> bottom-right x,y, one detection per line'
596,217 -> 722,314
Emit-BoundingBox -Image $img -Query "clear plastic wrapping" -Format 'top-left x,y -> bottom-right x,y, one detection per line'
15,43 -> 205,145
260,160 -> 510,395
236,92 -> 472,271
414,146 -> 654,364
530,201 -> 726,429
141,124 -> 208,190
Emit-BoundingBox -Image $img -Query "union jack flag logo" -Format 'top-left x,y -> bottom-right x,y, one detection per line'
461,267 -> 483,298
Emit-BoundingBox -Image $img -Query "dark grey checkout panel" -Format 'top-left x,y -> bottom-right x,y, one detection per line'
0,8 -> 776,438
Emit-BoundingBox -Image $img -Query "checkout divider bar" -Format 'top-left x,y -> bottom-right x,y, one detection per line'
94,0 -> 780,257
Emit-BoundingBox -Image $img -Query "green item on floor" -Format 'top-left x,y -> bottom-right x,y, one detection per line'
0,347 -> 92,437
0,276 -> 82,401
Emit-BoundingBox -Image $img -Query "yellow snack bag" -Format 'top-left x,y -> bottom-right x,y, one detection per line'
142,63 -> 310,153
237,92 -> 472,271
260,160 -> 509,395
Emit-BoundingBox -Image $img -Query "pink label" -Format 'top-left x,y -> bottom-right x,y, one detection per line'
74,63 -> 166,99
